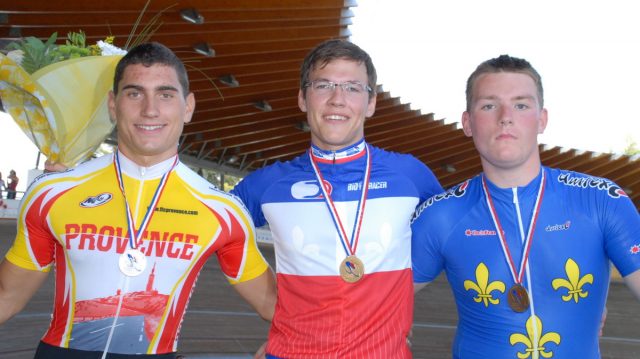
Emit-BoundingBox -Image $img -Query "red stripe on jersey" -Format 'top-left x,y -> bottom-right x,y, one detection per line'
154,207 -> 229,352
42,241 -> 72,346
267,269 -> 413,358
215,209 -> 247,278
25,188 -> 70,267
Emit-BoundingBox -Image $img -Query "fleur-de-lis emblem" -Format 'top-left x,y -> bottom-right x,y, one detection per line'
551,258 -> 593,303
463,262 -> 505,307
510,315 -> 561,359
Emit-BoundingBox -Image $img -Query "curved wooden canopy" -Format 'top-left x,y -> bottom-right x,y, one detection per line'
1,0 -> 638,210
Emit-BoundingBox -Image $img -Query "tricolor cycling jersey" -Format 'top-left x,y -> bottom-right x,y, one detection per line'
232,140 -> 443,358
6,152 -> 268,355
412,167 -> 640,359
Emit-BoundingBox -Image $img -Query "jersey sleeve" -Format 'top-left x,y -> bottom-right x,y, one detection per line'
5,180 -> 58,272
396,153 -> 444,203
600,186 -> 640,277
231,170 -> 268,228
214,196 -> 269,285
411,200 -> 446,283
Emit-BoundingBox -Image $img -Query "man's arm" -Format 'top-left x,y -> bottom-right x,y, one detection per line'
623,269 -> 640,300
233,267 -> 277,322
0,259 -> 49,324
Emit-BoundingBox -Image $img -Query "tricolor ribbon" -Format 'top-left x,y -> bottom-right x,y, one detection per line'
481,170 -> 546,285
309,144 -> 371,257
114,151 -> 178,250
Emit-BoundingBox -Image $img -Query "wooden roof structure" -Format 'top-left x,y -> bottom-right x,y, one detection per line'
1,0 -> 639,210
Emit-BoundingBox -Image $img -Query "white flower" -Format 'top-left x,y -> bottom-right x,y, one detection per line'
97,41 -> 127,56
7,50 -> 25,66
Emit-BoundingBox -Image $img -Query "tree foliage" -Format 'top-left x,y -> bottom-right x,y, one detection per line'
623,136 -> 639,156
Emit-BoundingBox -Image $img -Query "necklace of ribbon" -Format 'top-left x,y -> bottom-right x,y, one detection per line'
309,145 -> 371,257
481,170 -> 546,286
114,151 -> 178,250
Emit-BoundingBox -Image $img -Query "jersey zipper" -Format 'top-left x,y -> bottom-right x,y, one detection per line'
512,187 -> 540,352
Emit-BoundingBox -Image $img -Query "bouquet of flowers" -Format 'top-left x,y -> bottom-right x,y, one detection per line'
0,31 -> 126,167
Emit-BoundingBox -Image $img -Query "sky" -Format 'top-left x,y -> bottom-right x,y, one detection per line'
350,0 -> 640,155
0,115 -> 41,193
2,0 -> 639,192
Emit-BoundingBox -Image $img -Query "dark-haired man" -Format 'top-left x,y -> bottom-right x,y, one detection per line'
0,42 -> 276,359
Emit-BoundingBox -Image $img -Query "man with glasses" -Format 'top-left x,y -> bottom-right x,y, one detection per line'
232,39 -> 442,358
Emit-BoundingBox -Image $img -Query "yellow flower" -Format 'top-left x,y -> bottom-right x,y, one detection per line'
0,52 -> 122,166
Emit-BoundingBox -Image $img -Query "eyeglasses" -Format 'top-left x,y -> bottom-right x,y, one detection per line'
304,80 -> 372,97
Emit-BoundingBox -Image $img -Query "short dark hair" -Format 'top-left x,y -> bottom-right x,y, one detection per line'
300,39 -> 377,99
113,42 -> 189,96
465,54 -> 544,111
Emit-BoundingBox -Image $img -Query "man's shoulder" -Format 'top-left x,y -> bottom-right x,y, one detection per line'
369,145 -> 436,181
30,155 -> 111,188
174,162 -> 225,194
414,177 -> 480,220
369,145 -> 422,165
18,156 -> 112,210
546,167 -> 628,200
173,163 -> 248,209
241,155 -> 307,183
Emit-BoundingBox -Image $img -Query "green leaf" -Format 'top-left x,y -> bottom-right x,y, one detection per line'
4,32 -> 60,73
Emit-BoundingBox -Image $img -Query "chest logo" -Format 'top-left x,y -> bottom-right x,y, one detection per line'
291,180 -> 331,199
551,258 -> 593,303
80,193 -> 113,208
464,262 -> 505,307
510,315 -> 561,358
545,221 -> 571,232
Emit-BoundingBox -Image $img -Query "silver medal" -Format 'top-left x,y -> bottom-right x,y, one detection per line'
118,248 -> 147,276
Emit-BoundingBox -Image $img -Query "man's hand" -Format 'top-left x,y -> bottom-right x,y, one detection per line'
599,306 -> 607,337
254,341 -> 267,359
44,160 -> 67,173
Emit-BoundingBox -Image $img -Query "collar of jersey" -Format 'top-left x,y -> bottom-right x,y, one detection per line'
483,167 -> 544,203
115,150 -> 178,179
310,139 -> 367,164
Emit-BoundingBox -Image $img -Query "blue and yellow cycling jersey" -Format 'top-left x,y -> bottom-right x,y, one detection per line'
412,167 -> 640,359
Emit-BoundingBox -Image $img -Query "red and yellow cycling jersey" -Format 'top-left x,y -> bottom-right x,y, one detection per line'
6,152 -> 268,355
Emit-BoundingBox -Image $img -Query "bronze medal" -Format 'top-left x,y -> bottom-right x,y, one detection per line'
482,172 -> 546,315
340,255 -> 364,283
507,284 -> 530,312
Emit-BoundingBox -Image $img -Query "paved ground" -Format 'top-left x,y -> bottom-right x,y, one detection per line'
0,219 -> 639,358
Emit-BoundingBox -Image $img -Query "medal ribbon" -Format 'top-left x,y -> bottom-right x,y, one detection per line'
114,151 -> 178,250
309,145 -> 371,256
481,170 -> 546,284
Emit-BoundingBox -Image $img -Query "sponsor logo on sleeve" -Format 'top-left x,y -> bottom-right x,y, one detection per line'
557,173 -> 628,198
630,244 -> 640,255
413,180 -> 470,220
